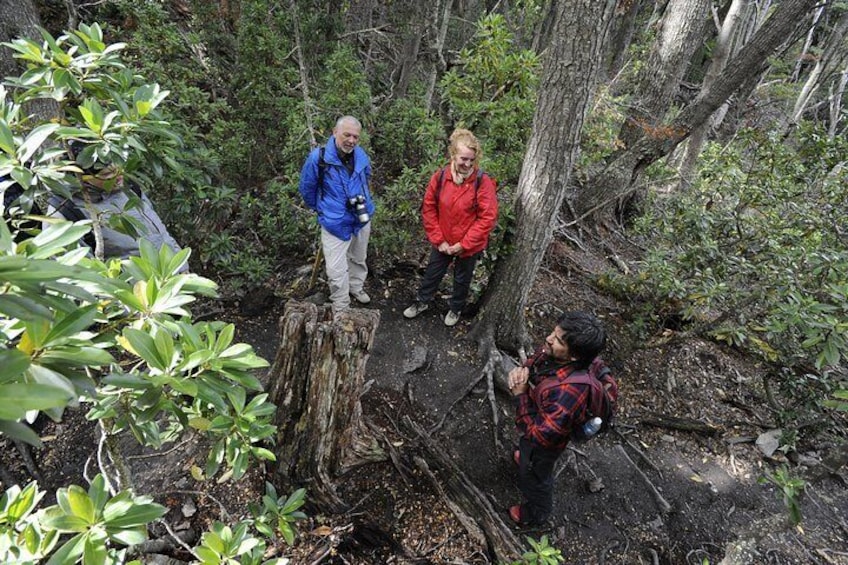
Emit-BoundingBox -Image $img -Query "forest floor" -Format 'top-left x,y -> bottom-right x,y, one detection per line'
4,235 -> 848,564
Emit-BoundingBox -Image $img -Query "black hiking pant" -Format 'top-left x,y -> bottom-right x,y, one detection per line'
517,436 -> 562,524
416,246 -> 479,314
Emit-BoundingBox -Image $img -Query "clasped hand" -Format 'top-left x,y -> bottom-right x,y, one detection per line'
438,242 -> 464,256
508,367 -> 529,396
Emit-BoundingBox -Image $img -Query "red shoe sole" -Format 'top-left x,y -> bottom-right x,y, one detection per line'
508,505 -> 522,524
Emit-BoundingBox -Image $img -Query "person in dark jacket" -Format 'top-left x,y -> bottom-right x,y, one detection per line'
403,128 -> 498,326
299,116 -> 374,315
507,311 -> 618,525
46,160 -> 188,272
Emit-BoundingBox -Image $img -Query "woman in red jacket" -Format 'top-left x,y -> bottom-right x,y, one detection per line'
403,128 -> 498,326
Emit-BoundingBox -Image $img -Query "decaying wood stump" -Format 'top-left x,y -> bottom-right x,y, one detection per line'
266,301 -> 383,510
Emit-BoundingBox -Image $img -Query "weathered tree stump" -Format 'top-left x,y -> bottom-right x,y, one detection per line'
267,301 -> 383,510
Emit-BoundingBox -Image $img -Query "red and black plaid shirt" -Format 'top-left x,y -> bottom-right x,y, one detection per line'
514,348 -> 615,451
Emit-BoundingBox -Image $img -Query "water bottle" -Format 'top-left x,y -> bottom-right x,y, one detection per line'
581,417 -> 603,439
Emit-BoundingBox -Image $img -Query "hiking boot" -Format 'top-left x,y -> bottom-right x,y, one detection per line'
403,301 -> 429,319
444,310 -> 461,327
350,290 -> 371,304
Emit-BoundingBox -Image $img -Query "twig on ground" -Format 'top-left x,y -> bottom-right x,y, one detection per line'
614,444 -> 672,514
613,428 -> 663,478
429,371 -> 486,434
127,437 -> 194,460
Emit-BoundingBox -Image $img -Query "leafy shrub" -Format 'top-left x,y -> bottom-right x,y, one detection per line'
622,125 -> 848,422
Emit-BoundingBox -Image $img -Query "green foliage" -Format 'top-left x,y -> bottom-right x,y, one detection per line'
759,466 -> 806,525
624,126 -> 848,423
0,476 -> 165,565
440,13 -> 540,186
508,535 -> 565,565
248,483 -> 307,545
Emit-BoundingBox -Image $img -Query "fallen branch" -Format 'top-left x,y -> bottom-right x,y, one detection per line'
404,416 -> 524,562
613,428 -> 664,478
614,444 -> 672,514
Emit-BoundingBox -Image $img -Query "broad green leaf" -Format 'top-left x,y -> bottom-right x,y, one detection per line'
0,348 -> 32,383
0,420 -> 43,447
0,119 -> 15,155
108,525 -> 148,546
88,475 -> 109,513
67,487 -> 95,523
83,535 -> 108,565
0,383 -> 72,419
122,328 -> 165,370
45,532 -> 85,565
103,503 -> 165,528
42,304 -> 98,347
0,294 -> 54,321
18,123 -> 59,164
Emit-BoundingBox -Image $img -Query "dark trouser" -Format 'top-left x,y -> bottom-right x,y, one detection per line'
517,436 -> 562,524
416,246 -> 479,313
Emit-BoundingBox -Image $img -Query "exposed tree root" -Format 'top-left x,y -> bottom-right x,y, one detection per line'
614,444 -> 672,514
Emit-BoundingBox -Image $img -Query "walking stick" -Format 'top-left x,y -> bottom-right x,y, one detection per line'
308,244 -> 323,291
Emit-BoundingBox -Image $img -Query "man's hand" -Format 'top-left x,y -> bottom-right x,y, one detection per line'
508,366 -> 529,396
438,242 -> 451,254
447,243 -> 463,256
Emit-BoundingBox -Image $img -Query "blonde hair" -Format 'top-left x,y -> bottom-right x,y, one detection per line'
448,128 -> 481,167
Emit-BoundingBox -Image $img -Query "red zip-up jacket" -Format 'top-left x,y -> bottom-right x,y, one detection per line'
421,166 -> 498,258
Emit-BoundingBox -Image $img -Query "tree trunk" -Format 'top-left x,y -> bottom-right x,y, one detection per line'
0,0 -> 41,79
678,0 -> 748,189
617,0 -> 711,150
425,0 -> 451,112
0,0 -> 60,125
267,301 -> 383,511
792,12 -> 848,124
607,0 -> 644,78
575,0 -> 820,220
474,0 -> 617,353
828,62 -> 848,139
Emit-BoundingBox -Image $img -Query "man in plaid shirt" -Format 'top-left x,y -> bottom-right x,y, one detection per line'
507,311 -> 617,525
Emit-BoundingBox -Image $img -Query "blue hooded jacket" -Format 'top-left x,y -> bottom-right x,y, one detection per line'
299,136 -> 374,241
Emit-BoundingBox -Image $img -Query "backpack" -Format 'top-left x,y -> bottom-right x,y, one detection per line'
567,357 -> 617,442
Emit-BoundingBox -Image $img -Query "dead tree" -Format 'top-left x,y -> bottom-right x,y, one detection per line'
267,301 -> 383,511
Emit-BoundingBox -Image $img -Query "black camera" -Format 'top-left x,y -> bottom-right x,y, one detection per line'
348,194 -> 370,224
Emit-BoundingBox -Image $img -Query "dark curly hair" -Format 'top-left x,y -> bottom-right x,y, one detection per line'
556,311 -> 606,365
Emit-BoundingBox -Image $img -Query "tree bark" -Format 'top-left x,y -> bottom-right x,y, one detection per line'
0,0 -> 41,80
792,11 -> 848,124
678,0 -> 748,189
0,0 -> 60,125
606,0 -> 645,78
267,301 -> 383,511
424,0 -> 451,112
575,0 -> 820,219
474,0 -> 617,353
616,0 -> 711,150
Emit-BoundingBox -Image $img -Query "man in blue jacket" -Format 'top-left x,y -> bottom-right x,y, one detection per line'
299,116 -> 375,315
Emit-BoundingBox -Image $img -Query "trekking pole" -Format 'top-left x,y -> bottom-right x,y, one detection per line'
308,244 -> 323,290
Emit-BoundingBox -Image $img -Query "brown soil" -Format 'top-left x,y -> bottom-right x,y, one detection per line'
3,240 -> 848,565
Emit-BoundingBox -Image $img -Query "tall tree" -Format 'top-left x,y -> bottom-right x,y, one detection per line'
679,0 -> 750,189
472,0 -> 617,354
574,0 -> 820,221
0,0 -> 41,80
616,0 -> 711,150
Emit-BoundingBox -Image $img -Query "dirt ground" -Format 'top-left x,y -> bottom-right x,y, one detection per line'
3,241 -> 848,564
